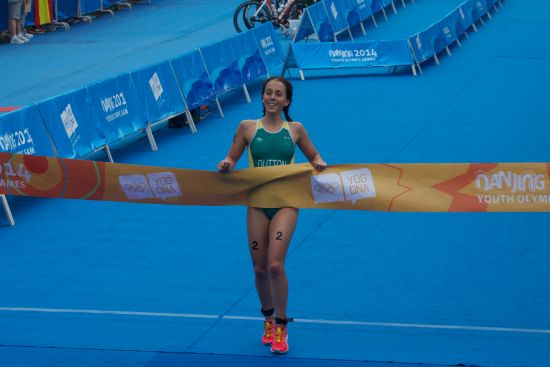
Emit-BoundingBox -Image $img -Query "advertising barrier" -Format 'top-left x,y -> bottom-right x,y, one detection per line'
293,3 -> 319,42
37,88 -> 105,159
346,3 -> 364,34
102,0 -> 129,9
86,73 -> 148,145
0,105 -> 56,156
231,31 -> 268,83
199,39 -> 250,101
80,0 -> 102,16
2,153 -> 549,213
293,0 -> 382,44
408,25 -> 442,64
372,0 -> 396,20
131,61 -> 195,141
0,106 -> 53,227
290,0 -> 500,76
0,106 -> 57,227
170,51 -> 224,118
408,0 -> 498,66
353,0 -> 374,22
294,1 -> 336,43
322,0 -> 353,37
335,0 -> 365,35
291,40 -> 413,78
439,9 -> 463,46
131,62 -> 186,126
56,0 -> 79,20
251,22 -> 286,73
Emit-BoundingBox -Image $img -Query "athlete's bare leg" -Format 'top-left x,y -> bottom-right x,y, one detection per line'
247,207 -> 272,311
267,207 -> 298,319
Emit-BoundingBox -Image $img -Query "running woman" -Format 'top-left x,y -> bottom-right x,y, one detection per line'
217,76 -> 327,354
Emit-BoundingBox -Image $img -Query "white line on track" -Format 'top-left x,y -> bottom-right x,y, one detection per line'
0,307 -> 218,319
1,307 -> 550,335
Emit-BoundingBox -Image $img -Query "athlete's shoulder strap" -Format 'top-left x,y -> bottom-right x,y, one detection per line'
284,121 -> 296,145
250,119 -> 261,143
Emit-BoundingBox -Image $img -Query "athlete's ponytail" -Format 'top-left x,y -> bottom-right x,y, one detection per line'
261,76 -> 293,122
282,105 -> 292,123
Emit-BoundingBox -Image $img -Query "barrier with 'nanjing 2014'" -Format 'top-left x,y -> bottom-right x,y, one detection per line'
286,0 -> 502,79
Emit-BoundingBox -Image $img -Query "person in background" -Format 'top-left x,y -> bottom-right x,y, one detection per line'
19,0 -> 34,41
8,0 -> 27,44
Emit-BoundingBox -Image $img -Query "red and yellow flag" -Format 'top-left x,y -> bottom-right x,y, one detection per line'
1,153 -> 549,212
34,0 -> 53,26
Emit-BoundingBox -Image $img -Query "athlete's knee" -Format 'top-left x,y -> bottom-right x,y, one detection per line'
268,261 -> 285,279
253,264 -> 269,280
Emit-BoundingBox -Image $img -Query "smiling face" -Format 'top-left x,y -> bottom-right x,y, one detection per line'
262,79 -> 290,116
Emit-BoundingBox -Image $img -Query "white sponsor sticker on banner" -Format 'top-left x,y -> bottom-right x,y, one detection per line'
149,72 -> 164,102
311,173 -> 344,203
60,104 -> 78,139
341,168 -> 376,204
119,174 -> 154,200
330,2 -> 338,19
147,172 -> 182,199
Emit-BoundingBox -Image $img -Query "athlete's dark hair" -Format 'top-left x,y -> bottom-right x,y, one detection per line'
261,76 -> 293,122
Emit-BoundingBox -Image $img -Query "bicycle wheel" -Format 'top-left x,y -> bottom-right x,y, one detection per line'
233,1 -> 271,33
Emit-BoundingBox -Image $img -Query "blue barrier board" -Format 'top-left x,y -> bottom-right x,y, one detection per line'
131,62 -> 186,124
170,51 -> 217,110
200,40 -> 244,96
86,73 -> 148,144
292,40 -> 413,70
80,0 -> 102,15
0,105 -> 55,156
323,0 -> 351,34
38,88 -> 106,159
251,22 -> 285,73
57,0 -> 78,20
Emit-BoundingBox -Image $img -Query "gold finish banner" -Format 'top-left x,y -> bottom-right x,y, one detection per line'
1,153 -> 549,212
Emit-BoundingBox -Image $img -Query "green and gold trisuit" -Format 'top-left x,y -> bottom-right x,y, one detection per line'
248,119 -> 296,220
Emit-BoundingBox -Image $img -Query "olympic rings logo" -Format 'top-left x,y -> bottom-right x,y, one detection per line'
123,183 -> 148,193
313,181 -> 340,194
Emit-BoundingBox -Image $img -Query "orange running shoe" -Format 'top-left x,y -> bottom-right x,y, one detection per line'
270,324 -> 289,354
261,319 -> 274,345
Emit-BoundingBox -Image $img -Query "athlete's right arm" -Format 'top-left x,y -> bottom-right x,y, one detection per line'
217,121 -> 251,173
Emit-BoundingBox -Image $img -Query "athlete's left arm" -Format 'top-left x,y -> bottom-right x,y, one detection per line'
292,122 -> 327,172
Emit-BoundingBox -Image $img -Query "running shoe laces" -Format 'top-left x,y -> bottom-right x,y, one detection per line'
270,324 -> 289,354
262,319 -> 274,345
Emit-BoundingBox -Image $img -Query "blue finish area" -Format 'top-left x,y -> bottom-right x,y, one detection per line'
1,1 -> 550,367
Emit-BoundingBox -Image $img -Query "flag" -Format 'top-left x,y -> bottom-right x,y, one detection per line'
34,0 -> 53,26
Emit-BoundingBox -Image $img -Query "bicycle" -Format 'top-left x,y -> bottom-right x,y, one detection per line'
233,0 -> 315,33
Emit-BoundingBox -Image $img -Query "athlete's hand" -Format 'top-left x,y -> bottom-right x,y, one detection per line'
217,158 -> 234,173
311,158 -> 327,172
